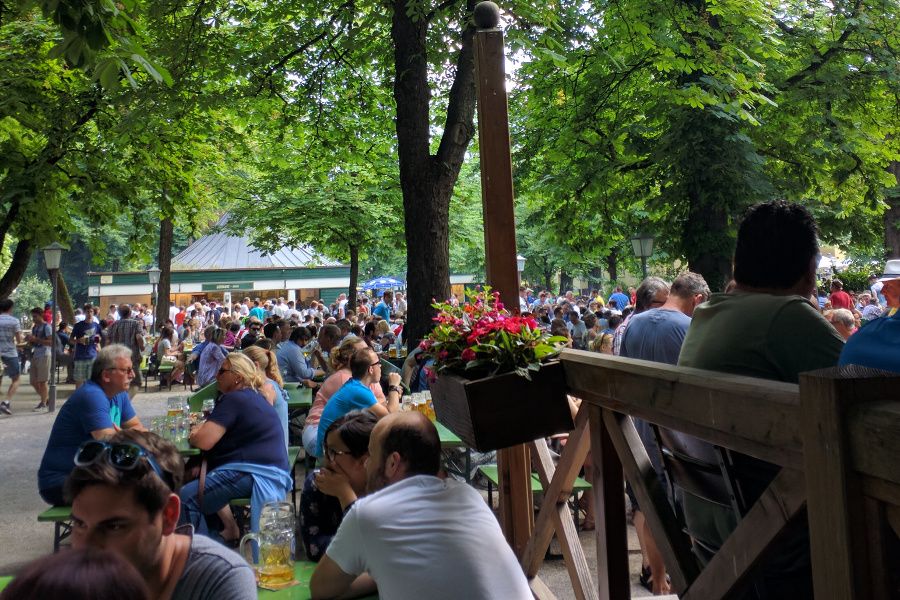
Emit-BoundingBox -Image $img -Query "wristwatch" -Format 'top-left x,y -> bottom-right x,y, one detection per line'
388,384 -> 403,395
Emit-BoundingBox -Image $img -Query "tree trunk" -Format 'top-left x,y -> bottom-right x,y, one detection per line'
559,271 -> 573,293
392,0 -> 477,349
56,273 -> 75,324
543,270 -> 553,292
606,248 -> 619,282
347,244 -> 359,313
884,161 -> 900,258
0,239 -> 32,299
156,216 -> 174,331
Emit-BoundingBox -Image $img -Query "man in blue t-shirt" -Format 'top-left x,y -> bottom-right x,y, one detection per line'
609,286 -> 631,311
70,305 -> 101,389
316,348 -> 400,457
373,290 -> 393,323
839,259 -> 900,373
38,344 -> 144,505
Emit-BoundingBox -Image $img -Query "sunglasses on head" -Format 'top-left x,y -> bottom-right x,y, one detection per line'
74,440 -> 171,490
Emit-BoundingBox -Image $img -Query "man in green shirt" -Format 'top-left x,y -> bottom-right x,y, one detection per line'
677,200 -> 843,599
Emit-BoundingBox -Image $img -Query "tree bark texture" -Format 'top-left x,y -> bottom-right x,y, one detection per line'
56,273 -> 75,325
559,271 -> 573,294
347,244 -> 359,313
156,216 -> 173,331
0,239 -> 32,299
606,248 -> 619,282
392,0 -> 477,348
884,161 -> 900,258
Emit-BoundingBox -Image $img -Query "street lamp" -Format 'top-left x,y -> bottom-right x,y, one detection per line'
42,242 -> 66,413
147,266 -> 161,334
630,233 -> 655,279
516,255 -> 526,283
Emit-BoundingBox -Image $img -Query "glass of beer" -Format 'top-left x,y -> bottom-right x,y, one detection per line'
201,398 -> 215,421
166,397 -> 182,417
240,502 -> 295,587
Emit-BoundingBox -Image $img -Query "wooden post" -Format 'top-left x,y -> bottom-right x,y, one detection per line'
473,2 -> 533,556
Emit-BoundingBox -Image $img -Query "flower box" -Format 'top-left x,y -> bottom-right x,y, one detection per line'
430,360 -> 574,452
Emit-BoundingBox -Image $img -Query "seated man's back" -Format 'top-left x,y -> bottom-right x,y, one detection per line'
327,475 -> 531,599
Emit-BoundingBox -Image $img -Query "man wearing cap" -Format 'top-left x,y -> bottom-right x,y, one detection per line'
839,259 -> 900,373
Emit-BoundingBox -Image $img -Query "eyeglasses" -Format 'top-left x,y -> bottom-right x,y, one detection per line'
74,440 -> 171,490
105,367 -> 135,375
369,361 -> 382,368
324,447 -> 354,461
217,368 -> 232,375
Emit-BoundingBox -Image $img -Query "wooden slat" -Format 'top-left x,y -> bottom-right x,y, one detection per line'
600,410 -> 699,592
562,351 -> 803,469
863,497 -> 891,600
848,401 -> 900,487
800,370 -> 874,600
680,468 -> 807,600
861,476 -> 900,507
523,411 -> 590,576
529,575 -> 558,600
590,405 -> 629,600
498,446 -> 535,559
523,413 -> 597,600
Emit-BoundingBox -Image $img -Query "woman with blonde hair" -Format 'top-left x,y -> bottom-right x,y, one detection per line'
243,344 -> 289,452
300,337 -> 386,457
180,352 -> 290,542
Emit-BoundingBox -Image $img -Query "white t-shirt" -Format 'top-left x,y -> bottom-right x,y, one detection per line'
326,475 -> 531,600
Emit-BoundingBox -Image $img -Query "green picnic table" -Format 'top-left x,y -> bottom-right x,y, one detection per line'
257,561 -> 378,599
434,420 -> 471,483
285,386 -> 312,410
176,439 -> 200,456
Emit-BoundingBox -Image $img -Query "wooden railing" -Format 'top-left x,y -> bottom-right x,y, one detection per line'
546,349 -> 900,600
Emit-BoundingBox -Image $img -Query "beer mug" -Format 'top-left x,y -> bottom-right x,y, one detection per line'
240,502 -> 295,586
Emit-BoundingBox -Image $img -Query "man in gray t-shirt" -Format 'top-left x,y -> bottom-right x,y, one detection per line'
0,298 -> 23,414
68,429 -> 257,599
619,271 -> 710,595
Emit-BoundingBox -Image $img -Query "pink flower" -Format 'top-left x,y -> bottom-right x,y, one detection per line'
461,348 -> 476,361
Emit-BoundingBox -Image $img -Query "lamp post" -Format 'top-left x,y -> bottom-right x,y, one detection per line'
516,255 -> 526,283
42,242 -> 66,413
630,233 -> 655,279
147,267 -> 161,334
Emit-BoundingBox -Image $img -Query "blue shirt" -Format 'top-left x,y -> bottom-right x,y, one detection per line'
38,381 -> 136,492
70,320 -> 100,361
620,308 -> 692,365
373,301 -> 391,322
609,292 -> 630,311
197,343 -> 227,388
316,379 -> 376,457
839,312 -> 900,374
207,388 -> 289,472
276,340 -> 314,382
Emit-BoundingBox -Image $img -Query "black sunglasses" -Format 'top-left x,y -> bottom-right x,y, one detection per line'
75,440 -> 170,489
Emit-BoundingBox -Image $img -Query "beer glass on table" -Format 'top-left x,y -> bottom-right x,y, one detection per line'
240,501 -> 295,587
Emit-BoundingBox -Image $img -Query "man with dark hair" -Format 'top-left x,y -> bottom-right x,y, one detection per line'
71,303 -> 102,389
67,429 -> 256,599
276,325 -> 323,386
107,305 -> 145,396
38,344 -> 145,505
312,323 -> 342,374
373,290 -> 393,322
0,298 -> 23,414
315,348 -> 400,458
678,200 -> 843,598
28,307 -> 53,410
612,277 -> 669,355
310,412 -> 531,599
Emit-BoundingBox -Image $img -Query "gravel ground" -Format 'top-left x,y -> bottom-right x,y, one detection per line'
0,380 -> 653,598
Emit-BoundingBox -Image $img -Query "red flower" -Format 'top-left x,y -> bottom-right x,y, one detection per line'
461,348 -> 476,361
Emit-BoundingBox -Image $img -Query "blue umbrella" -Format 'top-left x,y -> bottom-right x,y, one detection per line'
361,276 -> 405,291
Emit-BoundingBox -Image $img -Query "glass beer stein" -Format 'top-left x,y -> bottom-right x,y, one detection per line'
240,502 -> 295,587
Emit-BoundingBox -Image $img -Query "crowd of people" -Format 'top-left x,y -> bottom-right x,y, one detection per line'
4,200 -> 900,599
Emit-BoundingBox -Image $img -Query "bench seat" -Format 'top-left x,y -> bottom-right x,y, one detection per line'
37,505 -> 73,551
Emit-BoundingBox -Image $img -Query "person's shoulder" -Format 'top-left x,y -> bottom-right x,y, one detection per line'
174,534 -> 256,600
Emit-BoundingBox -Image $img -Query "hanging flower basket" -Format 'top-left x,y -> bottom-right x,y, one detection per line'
430,360 -> 573,452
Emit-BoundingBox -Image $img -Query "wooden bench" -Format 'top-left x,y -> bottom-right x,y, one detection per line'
478,464 -> 592,529
37,505 -> 73,551
532,349 -> 900,600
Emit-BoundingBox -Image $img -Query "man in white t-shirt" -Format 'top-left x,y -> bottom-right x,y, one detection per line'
310,412 -> 532,600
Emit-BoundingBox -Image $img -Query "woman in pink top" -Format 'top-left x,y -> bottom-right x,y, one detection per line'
301,337 -> 384,456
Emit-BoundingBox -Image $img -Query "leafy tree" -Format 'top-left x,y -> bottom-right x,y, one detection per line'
10,275 -> 51,318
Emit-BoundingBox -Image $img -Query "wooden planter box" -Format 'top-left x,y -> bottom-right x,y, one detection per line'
430,360 -> 574,452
